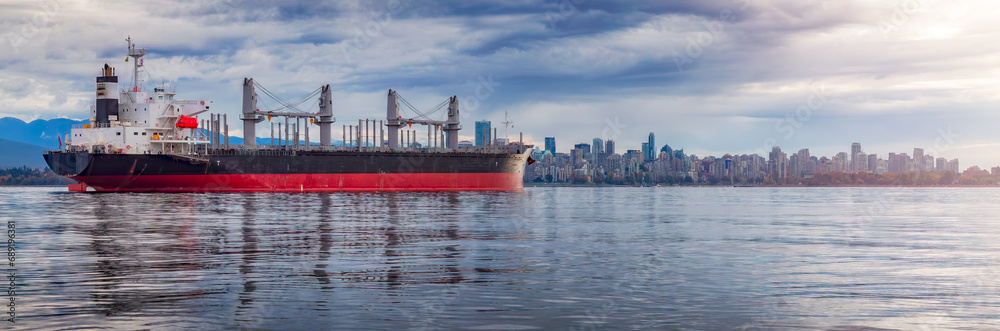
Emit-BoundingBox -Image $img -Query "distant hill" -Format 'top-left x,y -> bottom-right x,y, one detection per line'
0,138 -> 51,169
0,117 -> 87,149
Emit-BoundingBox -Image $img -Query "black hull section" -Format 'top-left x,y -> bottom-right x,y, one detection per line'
44,150 -> 529,177
43,152 -> 92,176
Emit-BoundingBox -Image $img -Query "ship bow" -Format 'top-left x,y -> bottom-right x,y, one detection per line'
44,152 -> 91,176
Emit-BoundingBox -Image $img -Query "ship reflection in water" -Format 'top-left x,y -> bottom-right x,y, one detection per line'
18,189 -> 551,330
7,187 -> 1000,330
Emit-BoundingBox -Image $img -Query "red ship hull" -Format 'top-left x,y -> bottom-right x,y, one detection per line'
70,172 -> 525,192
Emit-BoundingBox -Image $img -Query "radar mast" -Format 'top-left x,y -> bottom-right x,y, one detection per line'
126,36 -> 147,92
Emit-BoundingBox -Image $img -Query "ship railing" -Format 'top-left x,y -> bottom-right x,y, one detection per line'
204,147 -> 298,157
198,142 -> 530,155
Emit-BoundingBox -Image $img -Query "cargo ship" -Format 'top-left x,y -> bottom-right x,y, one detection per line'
44,38 -> 532,192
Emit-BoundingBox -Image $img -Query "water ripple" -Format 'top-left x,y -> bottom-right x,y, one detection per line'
1,187 -> 999,329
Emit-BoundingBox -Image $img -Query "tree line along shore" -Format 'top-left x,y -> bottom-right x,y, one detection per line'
0,167 -> 75,186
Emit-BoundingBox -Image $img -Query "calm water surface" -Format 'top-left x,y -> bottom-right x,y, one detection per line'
2,186 -> 999,330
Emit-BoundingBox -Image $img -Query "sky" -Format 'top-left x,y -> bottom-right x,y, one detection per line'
1,0 -> 999,168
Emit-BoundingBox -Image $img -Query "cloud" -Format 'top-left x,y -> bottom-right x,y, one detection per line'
1,0 -> 999,167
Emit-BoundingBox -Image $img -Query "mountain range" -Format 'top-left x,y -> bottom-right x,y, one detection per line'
0,137 -> 52,169
0,117 -> 87,149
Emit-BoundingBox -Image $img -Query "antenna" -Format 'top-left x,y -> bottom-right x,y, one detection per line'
501,109 -> 513,140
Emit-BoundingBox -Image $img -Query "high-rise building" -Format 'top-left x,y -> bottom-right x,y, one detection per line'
475,120 -> 491,146
605,140 -> 615,155
769,146 -> 788,179
641,142 -> 650,161
851,142 -> 862,172
647,133 -> 655,160
936,157 -> 947,171
876,159 -> 889,175
592,138 -> 604,155
833,152 -> 849,172
591,138 -> 604,165
888,153 -> 898,173
575,143 -> 591,155
624,150 -> 643,164
797,148 -> 811,176
856,153 -> 868,173
545,137 -> 556,154
661,144 -> 673,155
789,153 -> 800,178
867,154 -> 878,173
913,148 -> 924,172
948,159 -> 959,173
570,148 -> 583,166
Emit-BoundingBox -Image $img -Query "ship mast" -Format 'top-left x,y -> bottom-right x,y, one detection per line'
126,36 -> 147,92
501,109 -> 513,141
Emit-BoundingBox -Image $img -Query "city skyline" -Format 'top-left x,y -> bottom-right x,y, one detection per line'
536,133 -> 979,174
527,134 -> 985,186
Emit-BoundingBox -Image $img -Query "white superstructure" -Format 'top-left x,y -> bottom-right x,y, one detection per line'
67,37 -> 211,155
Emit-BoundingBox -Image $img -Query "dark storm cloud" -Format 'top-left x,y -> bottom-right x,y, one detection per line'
149,0 -> 350,22
413,0 -> 747,20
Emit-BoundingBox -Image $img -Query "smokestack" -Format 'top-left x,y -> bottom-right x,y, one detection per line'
96,64 -> 119,125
